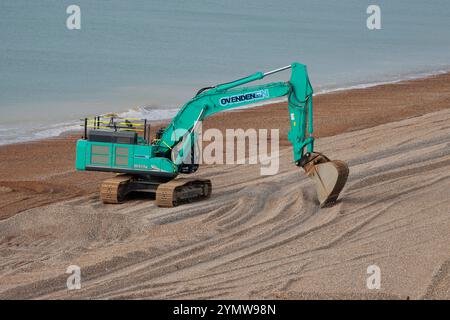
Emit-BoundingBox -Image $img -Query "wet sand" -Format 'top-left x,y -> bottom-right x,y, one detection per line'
0,73 -> 449,299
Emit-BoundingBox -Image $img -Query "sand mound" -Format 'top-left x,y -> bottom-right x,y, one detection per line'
1,109 -> 450,299
0,181 -> 83,220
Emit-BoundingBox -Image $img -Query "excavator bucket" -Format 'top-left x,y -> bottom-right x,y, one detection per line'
301,153 -> 349,207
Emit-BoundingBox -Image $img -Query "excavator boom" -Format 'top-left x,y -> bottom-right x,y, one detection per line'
75,62 -> 349,207
157,63 -> 314,163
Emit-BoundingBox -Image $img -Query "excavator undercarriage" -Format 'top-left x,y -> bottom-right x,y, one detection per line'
100,175 -> 212,207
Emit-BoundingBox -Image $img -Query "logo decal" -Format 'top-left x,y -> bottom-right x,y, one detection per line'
220,89 -> 269,106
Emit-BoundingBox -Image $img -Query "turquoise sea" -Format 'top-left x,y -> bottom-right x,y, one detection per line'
1,0 -> 449,144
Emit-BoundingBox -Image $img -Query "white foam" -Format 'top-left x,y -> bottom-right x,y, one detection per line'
117,105 -> 180,122
0,121 -> 80,146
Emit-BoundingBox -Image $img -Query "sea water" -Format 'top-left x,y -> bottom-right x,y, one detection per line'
1,0 -> 449,144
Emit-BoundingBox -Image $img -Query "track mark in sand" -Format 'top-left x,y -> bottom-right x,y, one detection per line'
0,246 -> 166,300
349,158 -> 450,191
0,181 -> 83,220
105,195 -> 319,297
42,182 -> 317,299
422,259 -> 450,299
346,129 -> 450,168
267,291 -> 404,300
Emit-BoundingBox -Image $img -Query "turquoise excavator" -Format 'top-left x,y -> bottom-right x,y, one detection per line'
75,62 -> 349,207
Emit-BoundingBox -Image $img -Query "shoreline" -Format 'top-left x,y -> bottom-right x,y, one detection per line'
1,69 -> 449,147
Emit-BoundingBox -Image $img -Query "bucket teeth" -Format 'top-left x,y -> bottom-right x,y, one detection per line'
302,153 -> 349,207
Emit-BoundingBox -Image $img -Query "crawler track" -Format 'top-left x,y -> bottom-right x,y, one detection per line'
100,174 -> 133,204
156,178 -> 212,207
100,175 -> 212,207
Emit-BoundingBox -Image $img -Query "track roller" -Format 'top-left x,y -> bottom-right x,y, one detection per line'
156,178 -> 212,207
100,174 -> 132,204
